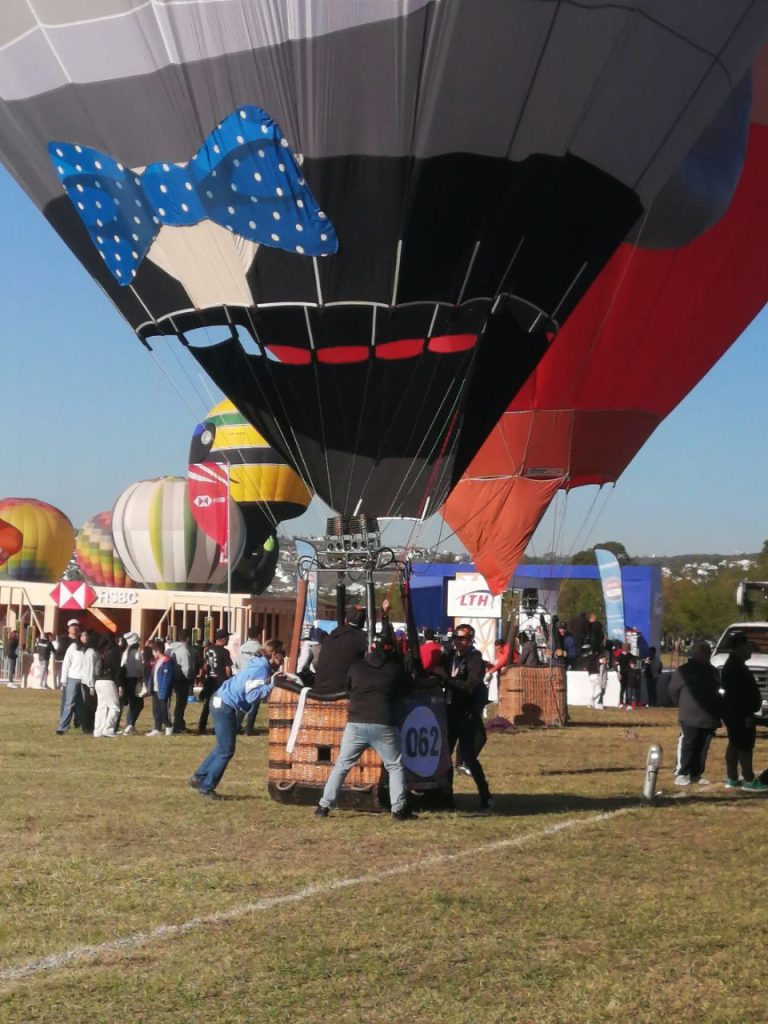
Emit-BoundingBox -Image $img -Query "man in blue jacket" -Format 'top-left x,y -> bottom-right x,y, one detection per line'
190,639 -> 284,799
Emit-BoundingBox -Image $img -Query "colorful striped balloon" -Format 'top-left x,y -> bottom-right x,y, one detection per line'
189,399 -> 311,549
0,516 -> 22,568
0,498 -> 74,583
75,511 -> 134,588
111,476 -> 246,591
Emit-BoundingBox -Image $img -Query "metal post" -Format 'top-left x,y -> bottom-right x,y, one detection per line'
336,573 -> 346,627
643,744 -> 663,802
366,570 -> 376,647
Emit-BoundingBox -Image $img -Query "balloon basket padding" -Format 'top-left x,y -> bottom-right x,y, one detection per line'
268,779 -> 386,812
497,666 -> 569,727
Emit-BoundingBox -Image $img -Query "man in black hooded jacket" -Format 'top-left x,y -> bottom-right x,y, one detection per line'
720,631 -> 766,789
312,606 -> 367,695
668,640 -> 721,786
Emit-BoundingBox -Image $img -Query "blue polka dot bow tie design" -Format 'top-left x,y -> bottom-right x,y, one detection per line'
48,106 -> 338,286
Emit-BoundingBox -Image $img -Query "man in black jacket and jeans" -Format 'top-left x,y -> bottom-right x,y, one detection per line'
312,607 -> 367,695
440,624 -> 492,811
315,602 -> 412,821
668,641 -> 721,787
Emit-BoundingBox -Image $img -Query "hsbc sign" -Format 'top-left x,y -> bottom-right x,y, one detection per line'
192,494 -> 226,508
446,573 -> 502,619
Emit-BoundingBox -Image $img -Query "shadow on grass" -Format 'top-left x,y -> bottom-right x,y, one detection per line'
449,790 -> 760,817
566,720 -> 668,729
539,766 -> 639,775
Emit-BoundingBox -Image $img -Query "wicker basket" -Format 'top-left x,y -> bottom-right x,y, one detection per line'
497,666 -> 568,726
267,686 -> 386,807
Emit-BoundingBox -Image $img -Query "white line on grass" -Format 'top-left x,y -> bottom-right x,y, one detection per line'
0,806 -> 636,986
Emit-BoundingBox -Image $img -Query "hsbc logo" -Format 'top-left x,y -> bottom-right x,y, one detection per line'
193,494 -> 226,508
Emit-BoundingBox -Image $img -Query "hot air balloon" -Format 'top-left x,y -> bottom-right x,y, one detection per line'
249,534 -> 280,596
189,399 -> 311,547
443,44 -> 768,593
75,511 -> 134,589
0,499 -> 74,583
111,477 -> 246,591
0,517 -> 22,568
0,4 -> 764,526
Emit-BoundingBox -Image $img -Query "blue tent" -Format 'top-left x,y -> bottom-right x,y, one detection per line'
410,562 -> 662,648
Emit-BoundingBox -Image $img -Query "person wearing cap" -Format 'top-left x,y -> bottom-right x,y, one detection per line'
190,639 -> 284,798
53,618 -> 80,696
720,631 -> 767,790
119,632 -> 145,735
315,602 -> 414,821
668,640 -> 721,786
198,629 -> 233,735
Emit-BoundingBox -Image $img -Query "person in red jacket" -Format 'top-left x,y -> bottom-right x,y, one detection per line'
419,627 -> 443,673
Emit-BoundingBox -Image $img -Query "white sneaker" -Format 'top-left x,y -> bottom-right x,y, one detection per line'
93,731 -> 103,738
123,725 -> 135,735
103,731 -> 116,738
674,775 -> 691,787
146,729 -> 161,736
694,777 -> 710,786
164,727 -> 174,736
6,682 -> 18,689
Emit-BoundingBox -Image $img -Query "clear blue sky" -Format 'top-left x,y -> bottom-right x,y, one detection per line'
1,165 -> 766,558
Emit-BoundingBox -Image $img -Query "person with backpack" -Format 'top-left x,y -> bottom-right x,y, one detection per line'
198,629 -> 233,734
93,635 -> 121,738
119,632 -> 145,735
166,630 -> 196,734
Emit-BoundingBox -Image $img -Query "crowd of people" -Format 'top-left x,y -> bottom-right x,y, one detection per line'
5,602 -> 765,810
47,618 -> 276,740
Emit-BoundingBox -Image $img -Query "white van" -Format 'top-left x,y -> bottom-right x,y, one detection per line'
710,623 -> 768,719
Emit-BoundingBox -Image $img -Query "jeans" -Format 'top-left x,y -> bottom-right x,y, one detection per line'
193,701 -> 238,793
172,679 -> 190,733
236,700 -> 261,735
38,659 -> 50,689
320,722 -> 407,814
198,677 -> 219,734
448,709 -> 490,800
57,678 -> 83,732
676,723 -> 715,779
152,694 -> 171,731
120,678 -> 144,728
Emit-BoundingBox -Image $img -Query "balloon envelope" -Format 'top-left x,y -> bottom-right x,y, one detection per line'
0,516 -> 22,568
0,5 -> 764,517
444,54 -> 768,593
0,499 -> 74,583
75,510 -> 134,588
111,477 -> 245,591
189,399 -> 311,548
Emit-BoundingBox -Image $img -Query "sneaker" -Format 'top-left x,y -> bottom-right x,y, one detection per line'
674,775 -> 691,787
55,729 -> 66,735
164,727 -> 174,737
693,777 -> 710,786
457,763 -> 472,777
392,808 -> 418,821
199,789 -> 222,800
479,796 -> 494,813
146,729 -> 161,737
724,778 -> 742,788
102,732 -> 116,738
6,682 -> 18,689
742,779 -> 768,791
188,775 -> 201,790
314,804 -> 330,818
123,725 -> 135,735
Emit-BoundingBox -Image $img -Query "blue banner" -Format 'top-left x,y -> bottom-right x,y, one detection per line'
595,549 -> 626,644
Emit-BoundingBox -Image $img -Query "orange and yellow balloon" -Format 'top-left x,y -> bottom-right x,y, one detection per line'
0,516 -> 22,568
0,498 -> 74,583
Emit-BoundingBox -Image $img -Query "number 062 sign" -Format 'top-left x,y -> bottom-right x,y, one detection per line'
400,705 -> 443,778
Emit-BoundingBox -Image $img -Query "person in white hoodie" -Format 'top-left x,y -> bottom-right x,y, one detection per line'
55,630 -> 89,734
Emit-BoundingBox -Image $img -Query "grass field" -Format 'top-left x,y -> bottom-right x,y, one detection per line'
2,688 -> 768,1024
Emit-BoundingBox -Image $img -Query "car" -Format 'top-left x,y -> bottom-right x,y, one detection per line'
710,622 -> 768,719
